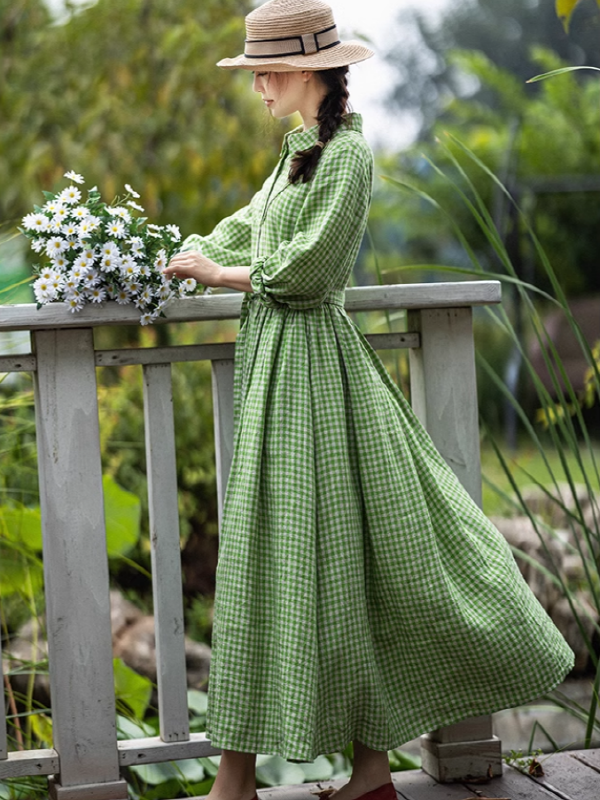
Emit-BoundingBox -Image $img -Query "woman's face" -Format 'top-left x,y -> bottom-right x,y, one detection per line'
252,71 -> 308,119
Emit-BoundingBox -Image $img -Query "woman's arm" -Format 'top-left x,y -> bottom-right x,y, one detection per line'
163,251 -> 252,293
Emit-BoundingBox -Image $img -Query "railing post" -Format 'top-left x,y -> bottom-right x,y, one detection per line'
142,363 -> 190,742
33,328 -> 127,800
408,307 -> 503,783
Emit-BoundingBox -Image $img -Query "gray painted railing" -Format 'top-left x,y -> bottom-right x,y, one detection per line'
0,281 -> 502,797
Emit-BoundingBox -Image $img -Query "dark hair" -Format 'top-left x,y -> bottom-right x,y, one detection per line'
288,66 -> 350,185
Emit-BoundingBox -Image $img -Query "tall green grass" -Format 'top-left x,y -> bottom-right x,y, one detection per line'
381,135 -> 600,748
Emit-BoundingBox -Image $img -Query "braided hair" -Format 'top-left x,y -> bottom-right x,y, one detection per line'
288,66 -> 350,185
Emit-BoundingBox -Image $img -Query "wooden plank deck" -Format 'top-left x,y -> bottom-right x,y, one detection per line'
189,749 -> 599,800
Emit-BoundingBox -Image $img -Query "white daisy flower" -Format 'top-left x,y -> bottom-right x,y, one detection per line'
115,287 -> 133,305
134,288 -> 153,309
125,279 -> 142,295
64,236 -> 79,251
67,295 -> 85,312
166,224 -> 181,242
51,254 -> 69,271
106,219 -> 126,239
138,264 -> 150,277
73,255 -> 92,273
46,237 -> 69,258
64,171 -> 85,184
107,206 -> 131,223
146,223 -> 162,238
49,273 -> 65,293
100,254 -> 121,273
79,249 -> 97,267
179,277 -> 197,296
71,205 -> 89,219
154,249 -> 167,270
127,200 -> 145,212
125,183 -> 140,198
31,238 -> 46,253
58,185 -> 82,205
61,221 -> 79,238
140,312 -> 154,326
43,199 -> 65,215
48,217 -> 65,233
63,275 -> 79,294
52,206 -> 69,221
82,268 -> 100,287
22,213 -> 50,232
87,286 -> 107,304
38,267 -> 54,281
159,284 -> 174,301
33,278 -> 56,304
129,237 -> 145,255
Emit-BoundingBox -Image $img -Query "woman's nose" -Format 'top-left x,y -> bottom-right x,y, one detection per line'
252,74 -> 261,92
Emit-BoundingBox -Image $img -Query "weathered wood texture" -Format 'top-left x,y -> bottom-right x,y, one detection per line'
117,733 -> 219,766
32,329 -> 124,796
0,748 -> 58,778
209,751 -> 600,800
0,282 -> 501,331
408,308 -> 500,780
142,364 -> 190,743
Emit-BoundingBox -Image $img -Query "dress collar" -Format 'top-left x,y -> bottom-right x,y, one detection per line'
282,112 -> 363,155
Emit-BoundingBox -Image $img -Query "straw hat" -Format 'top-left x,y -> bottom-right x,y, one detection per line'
217,0 -> 374,72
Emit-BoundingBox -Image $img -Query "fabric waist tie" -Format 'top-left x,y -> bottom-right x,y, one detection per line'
323,290 -> 345,308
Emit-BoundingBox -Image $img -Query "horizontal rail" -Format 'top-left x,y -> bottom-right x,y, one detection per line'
0,281 -> 501,331
117,733 -> 219,767
0,734 -> 219,776
0,749 -> 59,778
0,333 -> 421,374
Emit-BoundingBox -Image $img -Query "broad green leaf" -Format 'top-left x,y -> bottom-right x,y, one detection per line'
299,755 -> 334,781
113,658 -> 152,719
187,689 -> 208,716
0,505 -> 42,550
116,713 -> 154,740
103,475 -> 141,557
130,759 -> 204,785
0,545 -> 43,598
29,713 -> 53,747
255,756 -> 305,787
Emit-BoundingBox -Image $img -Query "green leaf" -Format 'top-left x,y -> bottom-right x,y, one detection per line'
103,475 -> 141,557
527,65 -> 600,83
187,689 -> 208,716
130,759 -> 204,785
116,713 -> 154,740
0,544 -> 43,598
113,658 -> 152,719
0,504 -> 42,550
255,756 -> 306,787
299,755 -> 334,781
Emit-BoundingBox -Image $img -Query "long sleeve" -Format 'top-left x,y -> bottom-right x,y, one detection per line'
178,198 -> 257,267
249,135 -> 373,309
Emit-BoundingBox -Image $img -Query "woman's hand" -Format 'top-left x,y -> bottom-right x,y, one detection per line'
164,252 -> 253,293
163,251 -> 224,287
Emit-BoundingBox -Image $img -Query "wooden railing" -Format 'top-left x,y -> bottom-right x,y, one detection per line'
0,281 -> 502,798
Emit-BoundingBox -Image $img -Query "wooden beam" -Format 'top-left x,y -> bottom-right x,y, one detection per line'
0,282 -> 501,331
32,329 -> 125,797
142,364 -> 190,743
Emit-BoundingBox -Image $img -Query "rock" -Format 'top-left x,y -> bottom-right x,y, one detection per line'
551,594 -> 597,674
3,592 -> 211,706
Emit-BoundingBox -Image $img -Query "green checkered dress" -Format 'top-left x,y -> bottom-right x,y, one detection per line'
180,113 -> 574,760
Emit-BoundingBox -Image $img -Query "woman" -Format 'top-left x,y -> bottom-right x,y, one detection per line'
164,2 -> 575,800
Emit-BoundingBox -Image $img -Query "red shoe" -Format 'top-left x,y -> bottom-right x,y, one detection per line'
353,784 -> 396,800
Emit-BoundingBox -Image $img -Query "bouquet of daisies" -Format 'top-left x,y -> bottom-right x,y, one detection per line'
20,171 -> 198,325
